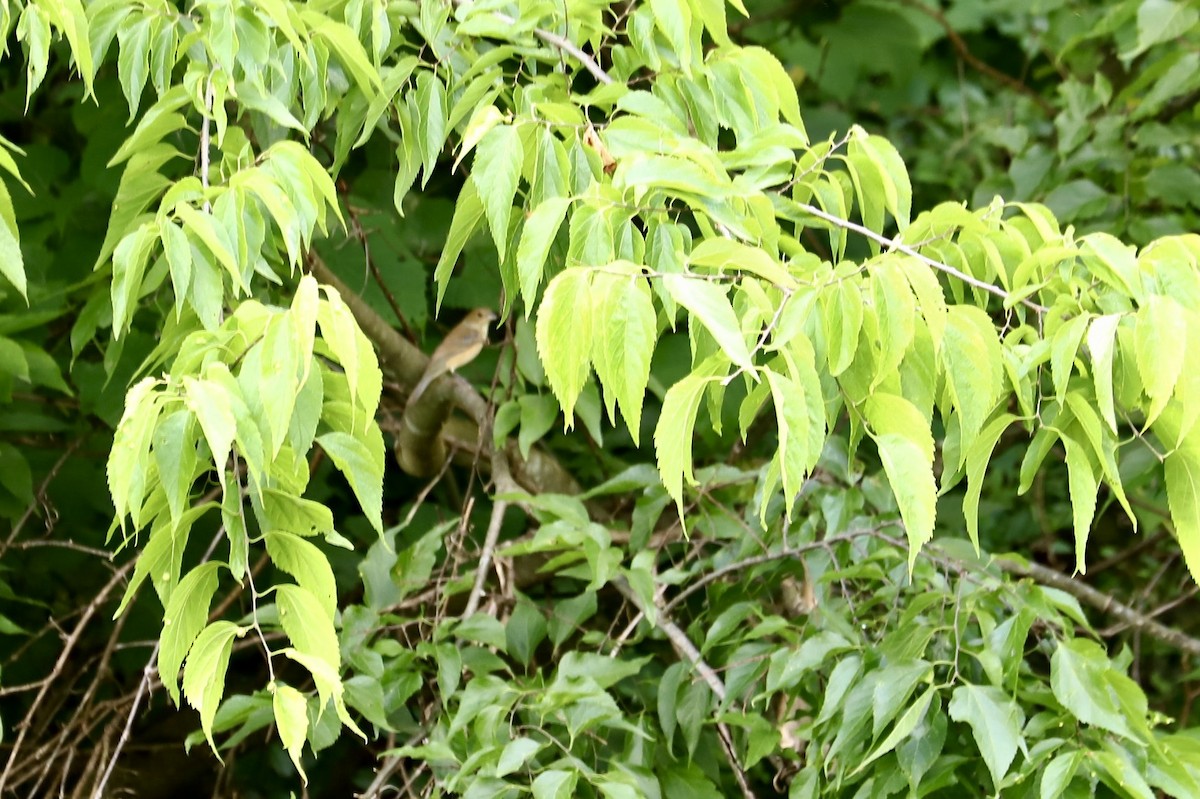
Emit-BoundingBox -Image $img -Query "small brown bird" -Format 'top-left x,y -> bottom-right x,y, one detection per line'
407,307 -> 498,406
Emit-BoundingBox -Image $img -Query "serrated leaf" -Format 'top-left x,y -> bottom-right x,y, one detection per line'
864,394 -> 936,566
517,196 -> 571,311
649,0 -> 693,72
536,268 -> 593,421
1087,314 -> 1122,432
264,531 -> 337,620
947,684 -> 1023,791
0,202 -> 26,301
455,104 -> 504,172
160,561 -> 223,705
1165,439 -> 1200,584
182,620 -> 240,755
317,287 -> 382,421
663,273 -> 754,372
1062,434 -> 1099,573
434,180 -> 485,309
471,125 -> 523,261
961,414 -> 1017,552
1050,313 -> 1090,404
655,357 -> 727,515
1040,751 -> 1082,799
592,268 -> 656,444
273,684 -> 310,784
688,238 -> 797,289
1134,295 -> 1187,427
184,374 -> 236,481
764,368 -> 810,515
316,432 -> 383,533
870,258 -> 916,388
1051,638 -> 1139,741
276,583 -> 340,672
823,278 -> 862,376
300,10 -> 383,96
942,305 -> 1003,469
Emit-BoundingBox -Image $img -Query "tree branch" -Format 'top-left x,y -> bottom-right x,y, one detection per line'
994,555 -> 1200,658
492,13 -> 615,85
794,201 -> 1049,314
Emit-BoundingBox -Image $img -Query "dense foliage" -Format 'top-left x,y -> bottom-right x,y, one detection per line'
0,0 -> 1198,796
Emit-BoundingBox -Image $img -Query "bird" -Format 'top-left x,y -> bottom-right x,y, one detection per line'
406,307 -> 498,407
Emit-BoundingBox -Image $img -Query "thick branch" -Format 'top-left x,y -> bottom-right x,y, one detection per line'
995,555 -> 1200,658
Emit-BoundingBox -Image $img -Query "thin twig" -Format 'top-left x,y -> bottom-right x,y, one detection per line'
462,451 -> 513,618
661,528 -> 884,617
91,640 -> 161,799
0,561 -> 135,794
0,438 -> 83,556
494,13 -> 615,85
895,0 -> 1055,115
794,201 -> 1049,314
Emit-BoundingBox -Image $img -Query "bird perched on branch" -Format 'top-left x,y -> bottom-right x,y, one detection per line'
407,307 -> 498,407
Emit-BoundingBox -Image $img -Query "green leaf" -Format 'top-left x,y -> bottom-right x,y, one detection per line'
654,357 -> 727,515
153,409 -> 198,524
0,211 -> 24,302
536,268 -> 593,421
1040,751 -> 1082,799
317,287 -> 382,421
159,561 -> 223,705
414,70 -> 448,185
273,684 -> 310,784
175,204 -> 243,293
942,305 -> 1003,468
496,737 -> 543,778
961,414 -> 1017,552
434,180 -> 485,309
764,367 -> 811,514
300,10 -> 383,95
1134,295 -> 1187,427
517,197 -> 571,311
1087,314 -> 1122,432
1051,638 -> 1140,741
264,531 -> 337,620
276,583 -> 340,671
855,686 -> 935,774
107,378 -> 161,528
870,258 -> 916,388
1050,313 -> 1090,404
947,684 -> 1023,791
471,124 -> 523,262
823,278 -> 862,376
688,238 -> 797,289
316,432 -> 383,534
663,274 -> 754,372
182,620 -> 240,755
184,373 -> 236,480
1062,435 -> 1099,573
532,769 -> 578,799
592,267 -> 656,444
1165,440 -> 1200,584
649,0 -> 694,72
454,104 -> 505,171
864,393 -> 937,566
1124,0 -> 1200,60
849,129 -> 911,232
